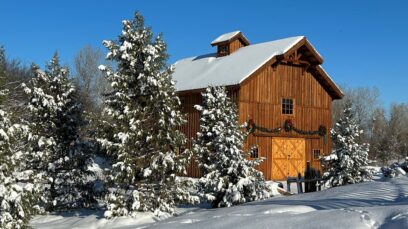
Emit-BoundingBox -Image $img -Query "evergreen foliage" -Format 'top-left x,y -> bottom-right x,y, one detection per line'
0,81 -> 39,228
98,12 -> 197,218
22,53 -> 94,211
194,86 -> 273,208
324,102 -> 372,187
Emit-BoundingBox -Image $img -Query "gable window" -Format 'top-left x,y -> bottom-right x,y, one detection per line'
250,146 -> 259,158
219,45 -> 229,55
282,98 -> 294,115
313,149 -> 321,160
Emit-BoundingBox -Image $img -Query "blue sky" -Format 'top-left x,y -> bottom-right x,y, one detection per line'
1,0 -> 407,106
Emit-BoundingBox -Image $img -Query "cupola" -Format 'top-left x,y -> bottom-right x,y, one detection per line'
211,31 -> 250,57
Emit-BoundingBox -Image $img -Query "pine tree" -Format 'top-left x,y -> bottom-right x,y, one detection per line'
98,12 -> 197,218
22,53 -> 94,211
0,79 -> 39,228
324,102 -> 371,187
194,86 -> 273,208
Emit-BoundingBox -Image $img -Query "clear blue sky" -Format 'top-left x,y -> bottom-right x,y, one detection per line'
1,0 -> 407,106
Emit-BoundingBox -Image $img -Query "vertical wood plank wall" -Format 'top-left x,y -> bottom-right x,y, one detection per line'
179,93 -> 202,178
239,63 -> 333,180
178,63 -> 334,180
229,39 -> 246,54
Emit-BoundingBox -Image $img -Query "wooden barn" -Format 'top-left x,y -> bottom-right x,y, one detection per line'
173,31 -> 343,181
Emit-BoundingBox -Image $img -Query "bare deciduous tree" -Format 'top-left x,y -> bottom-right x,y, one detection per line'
332,86 -> 381,143
388,103 -> 408,162
0,46 -> 32,115
370,108 -> 390,165
74,45 -> 109,112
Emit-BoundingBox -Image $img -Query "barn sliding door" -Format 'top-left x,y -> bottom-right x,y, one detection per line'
271,138 -> 306,180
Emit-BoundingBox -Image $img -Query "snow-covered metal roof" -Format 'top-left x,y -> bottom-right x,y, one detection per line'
173,36 -> 304,92
210,31 -> 241,45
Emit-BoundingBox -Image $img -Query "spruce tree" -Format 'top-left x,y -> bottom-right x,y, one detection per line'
0,80 -> 39,228
98,12 -> 197,218
324,103 -> 371,187
22,53 -> 94,211
194,86 -> 273,208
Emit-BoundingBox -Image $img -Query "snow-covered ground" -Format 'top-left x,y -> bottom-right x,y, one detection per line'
31,176 -> 408,229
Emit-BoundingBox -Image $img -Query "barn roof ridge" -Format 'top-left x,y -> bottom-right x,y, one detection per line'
173,35 -> 343,99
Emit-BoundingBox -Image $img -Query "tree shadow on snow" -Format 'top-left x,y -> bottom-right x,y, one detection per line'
48,209 -> 105,220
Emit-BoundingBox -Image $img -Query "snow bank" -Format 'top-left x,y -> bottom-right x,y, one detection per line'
30,209 -> 173,229
31,177 -> 408,228
147,177 -> 408,229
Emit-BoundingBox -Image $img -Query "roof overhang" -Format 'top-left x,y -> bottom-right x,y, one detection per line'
281,37 -> 323,65
309,65 -> 344,100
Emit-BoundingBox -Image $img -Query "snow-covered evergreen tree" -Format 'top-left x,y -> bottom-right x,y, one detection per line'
324,103 -> 371,187
98,12 -> 197,218
22,53 -> 94,211
0,78 -> 40,228
194,86 -> 273,208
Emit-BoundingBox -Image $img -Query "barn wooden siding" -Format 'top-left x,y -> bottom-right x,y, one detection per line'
177,63 -> 333,180
229,38 -> 247,54
178,89 -> 239,178
238,63 -> 332,180
179,93 -> 202,178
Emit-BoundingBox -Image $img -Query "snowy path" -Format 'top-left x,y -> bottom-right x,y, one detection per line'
31,177 -> 408,229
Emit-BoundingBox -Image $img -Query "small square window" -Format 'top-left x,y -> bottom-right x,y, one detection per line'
219,45 -> 229,55
313,149 -> 321,160
282,98 -> 294,115
250,146 -> 259,159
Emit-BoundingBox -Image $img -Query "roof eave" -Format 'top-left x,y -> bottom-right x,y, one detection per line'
176,84 -> 241,95
312,66 -> 344,100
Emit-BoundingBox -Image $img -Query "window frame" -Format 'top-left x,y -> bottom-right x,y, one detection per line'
281,98 -> 295,116
313,149 -> 321,160
250,146 -> 259,159
218,45 -> 229,55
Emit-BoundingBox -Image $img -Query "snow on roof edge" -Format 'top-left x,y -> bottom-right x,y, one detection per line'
238,36 -> 305,84
305,39 -> 323,63
317,65 -> 344,96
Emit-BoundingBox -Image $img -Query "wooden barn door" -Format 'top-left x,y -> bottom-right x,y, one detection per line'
271,138 -> 306,180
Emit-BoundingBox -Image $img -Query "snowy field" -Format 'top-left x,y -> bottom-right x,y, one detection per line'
31,176 -> 408,229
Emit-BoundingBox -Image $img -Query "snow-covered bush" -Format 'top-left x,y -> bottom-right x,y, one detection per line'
194,86 -> 273,208
0,87 -> 40,228
324,104 -> 372,187
98,12 -> 198,218
22,53 -> 95,211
